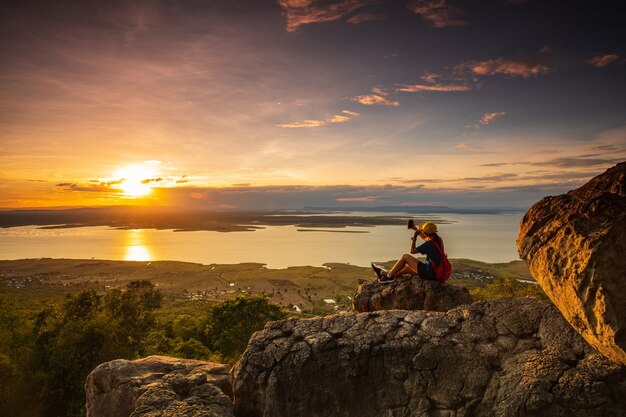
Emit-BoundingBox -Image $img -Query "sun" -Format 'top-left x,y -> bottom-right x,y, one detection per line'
115,165 -> 154,197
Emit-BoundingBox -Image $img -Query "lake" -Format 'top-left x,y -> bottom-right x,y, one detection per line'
0,212 -> 524,268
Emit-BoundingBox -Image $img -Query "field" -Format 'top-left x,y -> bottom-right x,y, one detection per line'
0,257 -> 533,314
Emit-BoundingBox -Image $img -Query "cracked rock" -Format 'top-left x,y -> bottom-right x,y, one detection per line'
85,356 -> 233,417
230,298 -> 626,417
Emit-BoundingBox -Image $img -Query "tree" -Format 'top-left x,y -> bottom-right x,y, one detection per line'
31,281 -> 163,417
203,295 -> 286,359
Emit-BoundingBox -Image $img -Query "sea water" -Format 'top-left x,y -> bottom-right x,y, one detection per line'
0,212 -> 523,268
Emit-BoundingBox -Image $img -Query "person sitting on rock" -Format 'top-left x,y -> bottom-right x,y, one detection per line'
371,222 -> 444,283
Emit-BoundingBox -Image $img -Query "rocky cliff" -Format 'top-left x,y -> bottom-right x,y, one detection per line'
85,356 -> 233,417
230,297 -> 626,417
353,275 -> 472,312
517,162 -> 626,365
86,164 -> 626,416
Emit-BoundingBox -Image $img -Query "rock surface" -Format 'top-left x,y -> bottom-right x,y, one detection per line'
85,355 -> 234,417
230,297 -> 626,417
353,275 -> 472,313
517,162 -> 626,365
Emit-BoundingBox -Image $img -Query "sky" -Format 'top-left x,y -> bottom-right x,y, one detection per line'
1,0 -> 625,210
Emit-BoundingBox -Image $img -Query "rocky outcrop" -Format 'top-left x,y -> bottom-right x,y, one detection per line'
353,275 -> 472,312
85,356 -> 234,417
517,162 -> 626,365
230,297 -> 626,417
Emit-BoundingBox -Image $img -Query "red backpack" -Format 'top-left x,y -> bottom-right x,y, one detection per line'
429,240 -> 452,282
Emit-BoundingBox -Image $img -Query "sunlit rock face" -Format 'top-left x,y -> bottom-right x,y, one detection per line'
85,356 -> 233,417
230,298 -> 626,417
517,162 -> 626,365
352,275 -> 472,313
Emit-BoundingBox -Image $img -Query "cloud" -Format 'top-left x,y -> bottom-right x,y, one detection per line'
466,111 -> 506,129
56,181 -> 122,192
277,0 -> 378,32
466,58 -> 548,78
277,109 -> 360,128
353,87 -> 400,106
455,143 -> 468,149
525,157 -> 624,168
480,162 -> 508,167
481,156 -> 624,169
399,172 -> 519,184
277,119 -> 328,128
396,83 -> 471,92
460,48 -> 553,78
327,115 -> 351,123
141,177 -> 163,184
587,53 -> 620,68
336,196 -> 379,202
407,0 -> 465,28
479,111 -> 506,125
586,144 -> 619,152
346,11 -> 385,24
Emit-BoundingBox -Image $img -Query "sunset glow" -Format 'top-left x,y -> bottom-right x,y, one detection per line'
0,1 -> 624,210
115,165 -> 155,198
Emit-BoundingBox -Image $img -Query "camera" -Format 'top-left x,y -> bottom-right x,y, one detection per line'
407,219 -> 415,229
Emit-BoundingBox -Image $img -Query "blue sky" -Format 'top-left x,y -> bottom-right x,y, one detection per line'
1,0 -> 624,209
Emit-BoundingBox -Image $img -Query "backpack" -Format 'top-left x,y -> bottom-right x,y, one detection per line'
429,240 -> 452,282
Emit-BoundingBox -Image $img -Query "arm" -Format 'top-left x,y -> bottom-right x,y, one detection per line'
410,230 -> 420,254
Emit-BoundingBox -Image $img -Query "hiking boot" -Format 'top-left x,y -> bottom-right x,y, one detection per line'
378,274 -> 395,284
371,263 -> 386,279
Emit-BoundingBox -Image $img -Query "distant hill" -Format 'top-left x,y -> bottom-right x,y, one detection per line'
304,205 -> 526,214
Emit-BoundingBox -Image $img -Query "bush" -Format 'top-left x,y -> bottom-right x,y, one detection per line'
470,273 -> 549,302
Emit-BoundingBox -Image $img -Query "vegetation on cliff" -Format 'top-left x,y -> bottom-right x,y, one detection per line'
0,282 -> 285,417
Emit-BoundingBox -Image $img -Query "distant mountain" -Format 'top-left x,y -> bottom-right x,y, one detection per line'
303,206 -> 526,214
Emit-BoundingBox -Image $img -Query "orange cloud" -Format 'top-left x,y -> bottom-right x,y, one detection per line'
587,53 -> 620,67
336,196 -> 379,202
465,56 -> 549,78
277,0 -> 377,32
479,111 -> 506,125
327,115 -> 350,123
277,109 -> 359,128
277,119 -> 327,128
396,83 -> 470,92
407,0 -> 465,28
353,87 -> 400,106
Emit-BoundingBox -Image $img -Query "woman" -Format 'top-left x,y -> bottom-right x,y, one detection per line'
371,222 -> 444,283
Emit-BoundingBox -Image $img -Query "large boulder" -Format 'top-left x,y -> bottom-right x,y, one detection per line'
353,275 -> 472,312
230,297 -> 626,417
85,355 -> 234,417
517,162 -> 626,365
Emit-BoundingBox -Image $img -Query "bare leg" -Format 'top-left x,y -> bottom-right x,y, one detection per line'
396,265 -> 416,276
388,254 -> 419,277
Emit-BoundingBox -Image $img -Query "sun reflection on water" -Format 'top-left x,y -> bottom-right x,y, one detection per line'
123,229 -> 152,261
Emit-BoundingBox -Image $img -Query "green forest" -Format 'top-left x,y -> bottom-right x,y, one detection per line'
0,274 -> 546,417
0,281 -> 285,417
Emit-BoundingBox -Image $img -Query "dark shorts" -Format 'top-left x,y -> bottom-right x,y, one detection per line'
417,261 -> 436,281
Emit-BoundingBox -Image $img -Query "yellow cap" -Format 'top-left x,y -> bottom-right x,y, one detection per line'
419,222 -> 438,234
